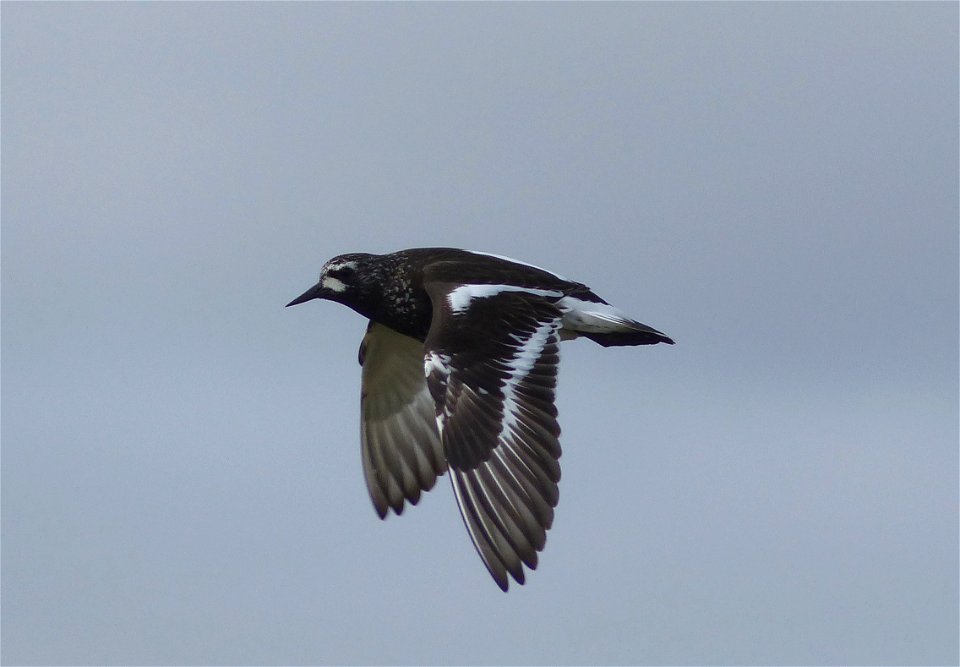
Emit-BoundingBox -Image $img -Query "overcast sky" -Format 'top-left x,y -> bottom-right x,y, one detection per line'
3,3 -> 957,665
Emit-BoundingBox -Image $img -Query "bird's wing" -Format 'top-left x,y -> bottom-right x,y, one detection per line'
359,321 -> 446,517
422,280 -> 564,591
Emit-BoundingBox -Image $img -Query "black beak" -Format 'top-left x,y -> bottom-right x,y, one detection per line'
286,282 -> 325,307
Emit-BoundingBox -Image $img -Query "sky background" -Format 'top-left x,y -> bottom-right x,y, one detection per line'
2,3 -> 957,665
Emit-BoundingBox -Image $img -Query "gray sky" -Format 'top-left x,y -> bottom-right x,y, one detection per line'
2,3 -> 957,665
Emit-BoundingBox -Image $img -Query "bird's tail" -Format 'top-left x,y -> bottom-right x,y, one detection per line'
580,327 -> 674,347
558,297 -> 674,346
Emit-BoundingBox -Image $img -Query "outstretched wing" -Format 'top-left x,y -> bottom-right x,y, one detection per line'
359,321 -> 445,517
422,281 -> 564,591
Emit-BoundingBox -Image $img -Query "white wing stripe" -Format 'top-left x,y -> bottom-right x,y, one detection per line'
447,284 -> 563,314
499,319 -> 557,443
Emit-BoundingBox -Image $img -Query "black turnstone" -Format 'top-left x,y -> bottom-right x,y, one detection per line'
287,247 -> 673,591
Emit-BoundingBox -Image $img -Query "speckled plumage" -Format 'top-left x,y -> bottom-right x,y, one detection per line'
287,247 -> 673,590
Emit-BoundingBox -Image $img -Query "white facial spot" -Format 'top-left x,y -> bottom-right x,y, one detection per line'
322,276 -> 347,293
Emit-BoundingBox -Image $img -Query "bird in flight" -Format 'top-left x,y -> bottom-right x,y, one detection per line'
287,247 -> 673,590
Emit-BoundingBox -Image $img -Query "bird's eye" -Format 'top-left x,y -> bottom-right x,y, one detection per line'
327,265 -> 355,280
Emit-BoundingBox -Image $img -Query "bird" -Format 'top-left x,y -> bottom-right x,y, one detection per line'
286,247 -> 673,590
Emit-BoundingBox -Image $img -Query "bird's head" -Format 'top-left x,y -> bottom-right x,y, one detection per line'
286,253 -> 378,308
